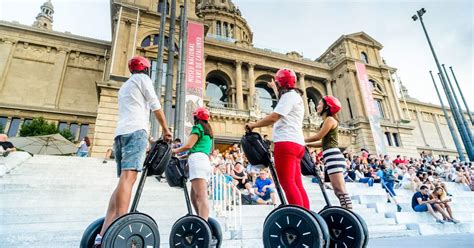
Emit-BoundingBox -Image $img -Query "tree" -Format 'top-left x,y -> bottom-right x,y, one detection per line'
19,117 -> 57,137
0,122 -> 4,134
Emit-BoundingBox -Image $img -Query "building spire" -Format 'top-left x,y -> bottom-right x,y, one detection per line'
33,0 -> 54,30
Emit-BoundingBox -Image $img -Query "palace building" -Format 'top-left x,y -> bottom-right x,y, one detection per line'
0,0 -> 472,159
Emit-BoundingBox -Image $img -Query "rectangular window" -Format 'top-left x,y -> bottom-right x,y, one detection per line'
70,123 -> 79,140
375,99 -> 385,118
58,122 -> 68,131
7,118 -> 21,137
346,98 -> 354,119
392,133 -> 401,147
224,22 -> 229,37
385,132 -> 392,146
150,60 -> 167,94
79,124 -> 89,141
0,116 -> 7,132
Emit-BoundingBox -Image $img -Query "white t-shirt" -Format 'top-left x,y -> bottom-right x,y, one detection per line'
115,73 -> 161,137
272,90 -> 305,146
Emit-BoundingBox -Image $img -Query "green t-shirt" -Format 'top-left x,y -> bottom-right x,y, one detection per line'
189,124 -> 213,155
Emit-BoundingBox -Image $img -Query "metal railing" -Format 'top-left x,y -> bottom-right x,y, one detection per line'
209,169 -> 243,239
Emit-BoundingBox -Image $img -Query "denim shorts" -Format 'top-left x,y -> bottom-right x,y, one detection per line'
113,129 -> 148,177
413,204 -> 428,212
252,187 -> 275,202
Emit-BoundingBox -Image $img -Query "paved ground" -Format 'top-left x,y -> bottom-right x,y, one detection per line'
368,234 -> 474,248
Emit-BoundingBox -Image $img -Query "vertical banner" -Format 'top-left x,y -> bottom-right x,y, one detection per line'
184,21 -> 205,136
355,62 -> 387,155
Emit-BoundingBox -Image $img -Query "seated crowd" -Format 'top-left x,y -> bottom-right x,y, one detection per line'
203,142 -> 473,223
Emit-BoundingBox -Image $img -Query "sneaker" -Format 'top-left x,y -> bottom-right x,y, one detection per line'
447,193 -> 453,197
397,205 -> 402,212
436,219 -> 446,224
102,160 -> 108,164
93,234 -> 102,247
450,219 -> 460,224
387,199 -> 391,203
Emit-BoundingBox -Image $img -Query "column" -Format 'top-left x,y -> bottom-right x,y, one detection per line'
298,73 -> 310,117
385,74 -> 403,121
44,48 -> 69,107
248,63 -> 255,109
415,107 -> 428,146
0,39 -> 17,92
235,60 -> 244,109
433,114 -> 446,148
324,79 -> 333,95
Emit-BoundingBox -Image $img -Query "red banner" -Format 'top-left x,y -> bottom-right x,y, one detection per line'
184,21 -> 205,135
355,62 -> 387,155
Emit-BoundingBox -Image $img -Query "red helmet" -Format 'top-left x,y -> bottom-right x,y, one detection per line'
323,95 -> 341,115
128,56 -> 151,72
193,107 -> 210,121
274,68 -> 297,89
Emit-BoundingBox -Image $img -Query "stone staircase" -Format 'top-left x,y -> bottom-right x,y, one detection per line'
0,153 -> 473,247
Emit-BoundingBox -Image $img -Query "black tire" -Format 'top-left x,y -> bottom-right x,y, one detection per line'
263,205 -> 324,248
311,211 -> 330,248
208,217 -> 223,248
351,211 -> 369,248
319,207 -> 365,248
101,213 -> 159,248
80,217 -> 104,248
170,215 -> 212,248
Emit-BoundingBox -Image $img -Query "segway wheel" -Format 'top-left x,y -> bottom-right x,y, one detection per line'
101,213 -> 159,248
351,211 -> 369,248
263,205 -> 324,248
318,207 -> 365,248
80,217 -> 104,248
208,217 -> 223,248
170,215 -> 212,248
310,211 -> 330,248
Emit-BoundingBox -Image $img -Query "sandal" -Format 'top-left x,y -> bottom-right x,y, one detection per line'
336,193 -> 353,210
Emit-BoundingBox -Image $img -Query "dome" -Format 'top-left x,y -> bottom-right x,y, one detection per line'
42,0 -> 54,10
196,0 -> 253,45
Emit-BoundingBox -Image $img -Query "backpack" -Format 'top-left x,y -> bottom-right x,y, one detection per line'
144,140 -> 172,176
165,157 -> 188,188
241,131 -> 271,167
240,194 -> 254,205
301,147 -> 317,176
382,169 -> 396,183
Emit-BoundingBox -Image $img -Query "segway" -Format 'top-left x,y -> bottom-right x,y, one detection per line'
80,140 -> 172,248
301,147 -> 369,248
241,129 -> 330,248
166,156 -> 223,248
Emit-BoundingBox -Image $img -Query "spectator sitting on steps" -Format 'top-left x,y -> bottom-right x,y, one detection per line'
251,169 -> 277,206
429,186 -> 459,223
0,133 -> 16,157
412,185 -> 451,224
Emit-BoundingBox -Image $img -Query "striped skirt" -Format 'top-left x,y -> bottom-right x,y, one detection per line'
322,147 -> 346,175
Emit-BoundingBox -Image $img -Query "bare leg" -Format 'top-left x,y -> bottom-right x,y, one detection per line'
434,204 -> 451,220
444,203 -> 454,219
270,192 -> 277,205
329,172 -> 352,209
100,170 -> 138,236
426,204 -> 441,221
191,178 -> 209,221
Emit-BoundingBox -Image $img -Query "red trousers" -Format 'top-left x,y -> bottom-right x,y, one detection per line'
274,141 -> 310,210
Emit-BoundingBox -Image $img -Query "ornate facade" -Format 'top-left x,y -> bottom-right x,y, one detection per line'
0,0 -> 472,159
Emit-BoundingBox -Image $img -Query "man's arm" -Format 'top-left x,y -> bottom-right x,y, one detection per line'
153,109 -> 172,140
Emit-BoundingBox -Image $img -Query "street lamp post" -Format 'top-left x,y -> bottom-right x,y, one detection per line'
412,8 -> 474,160
449,66 -> 474,125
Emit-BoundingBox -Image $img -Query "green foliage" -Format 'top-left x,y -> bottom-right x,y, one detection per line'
19,117 -> 58,137
59,128 -> 74,142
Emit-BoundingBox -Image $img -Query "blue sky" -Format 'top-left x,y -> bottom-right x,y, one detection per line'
1,0 -> 472,109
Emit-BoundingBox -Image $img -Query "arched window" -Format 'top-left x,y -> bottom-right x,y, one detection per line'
306,87 -> 323,111
369,79 -> 384,93
255,82 -> 277,113
141,35 -> 179,52
360,52 -> 369,64
206,74 -> 229,107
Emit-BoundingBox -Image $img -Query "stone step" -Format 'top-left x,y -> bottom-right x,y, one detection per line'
390,212 -> 474,224
407,222 -> 474,235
